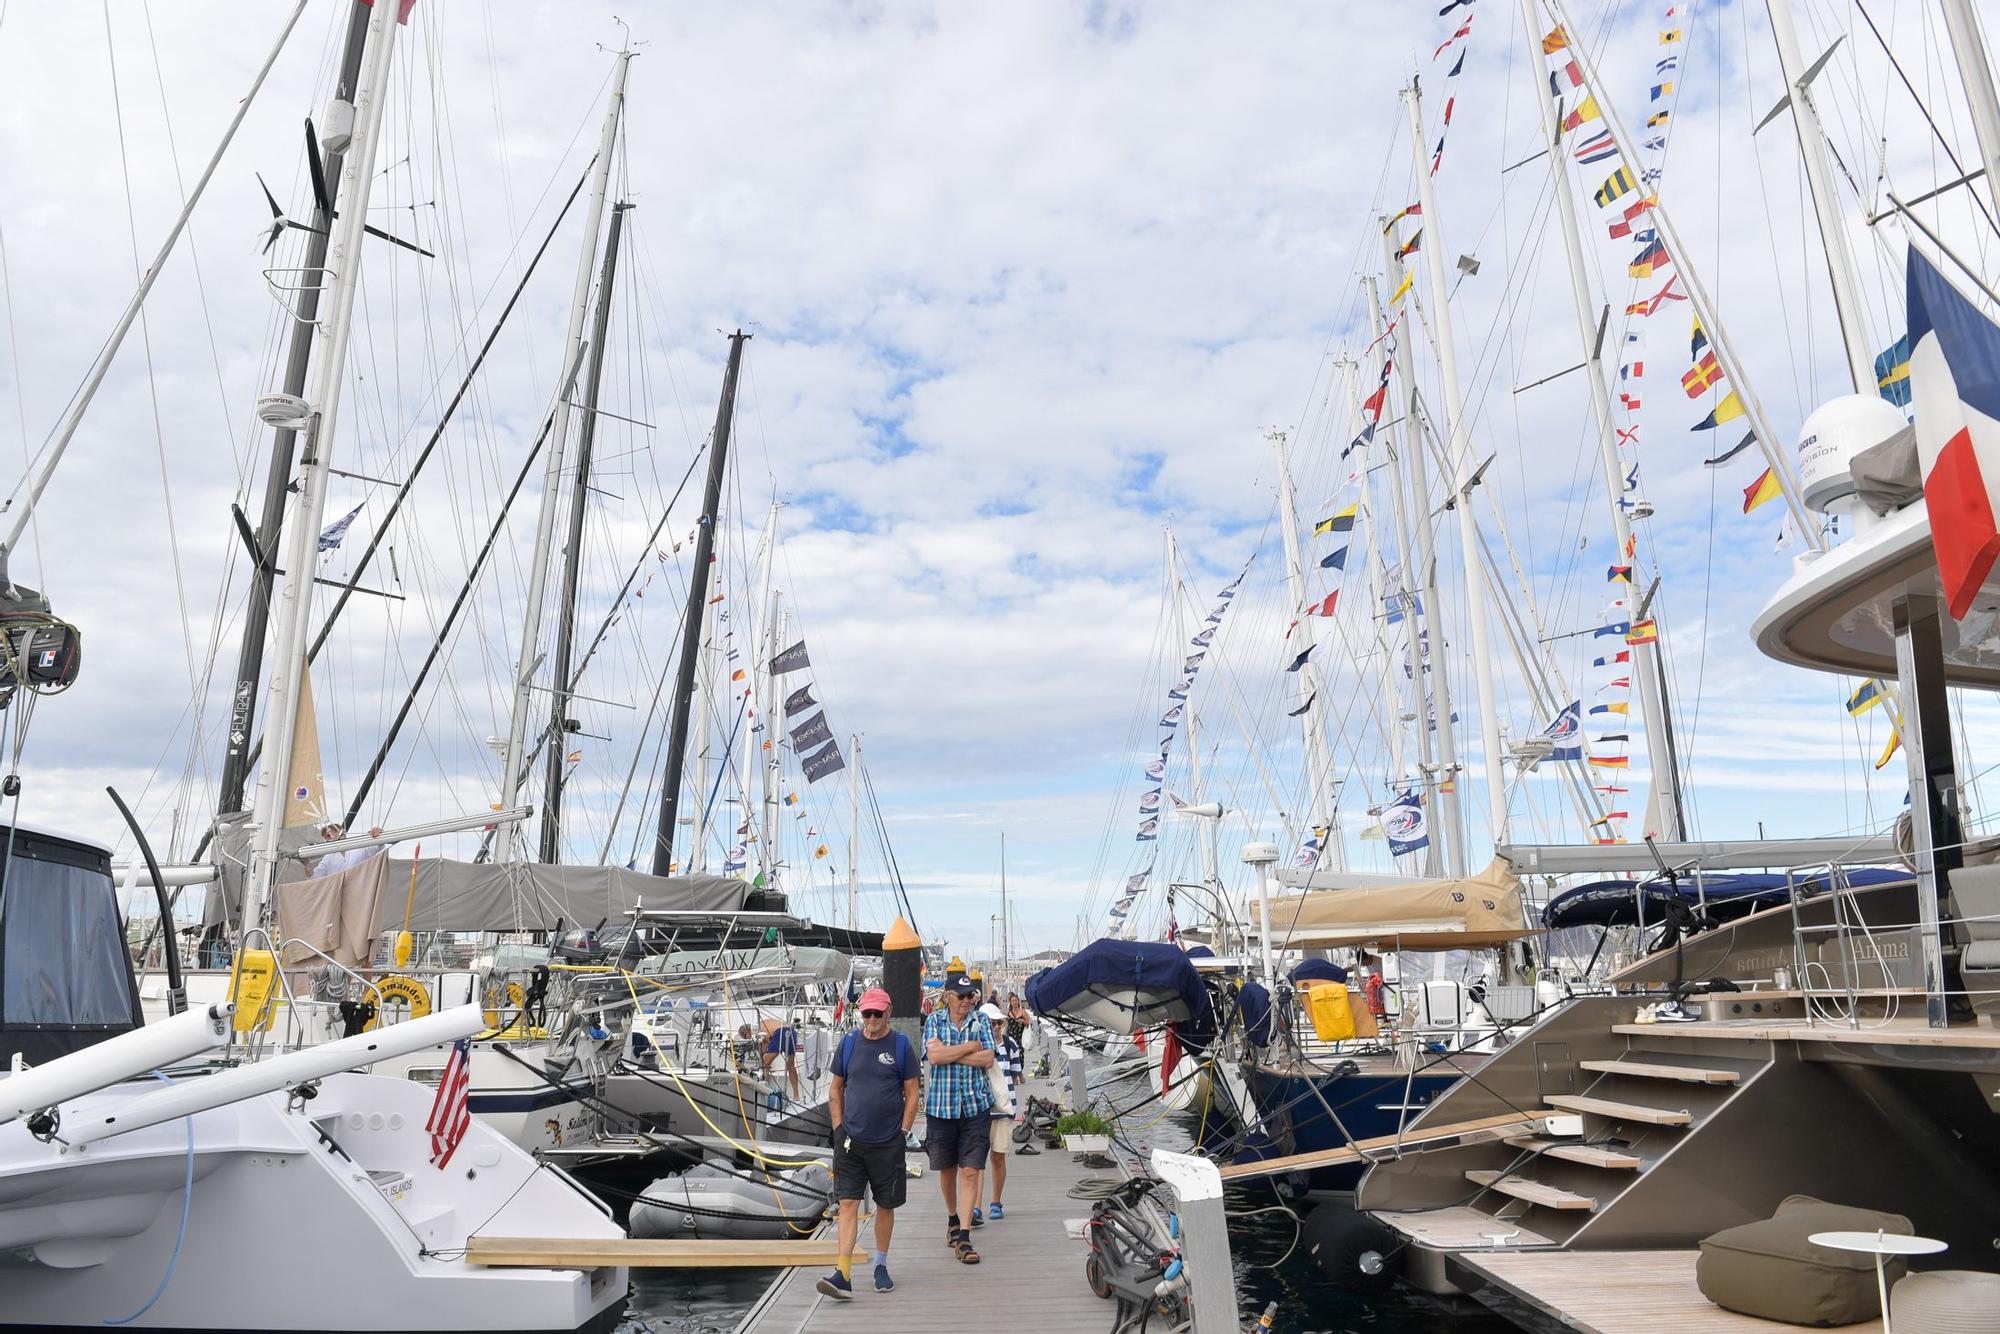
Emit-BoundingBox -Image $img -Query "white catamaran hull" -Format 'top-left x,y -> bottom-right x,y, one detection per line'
0,1070 -> 625,1332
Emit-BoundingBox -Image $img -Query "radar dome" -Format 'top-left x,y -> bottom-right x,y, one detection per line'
1797,394 -> 1907,513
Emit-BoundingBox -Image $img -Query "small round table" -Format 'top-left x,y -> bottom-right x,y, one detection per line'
1808,1230 -> 1948,1334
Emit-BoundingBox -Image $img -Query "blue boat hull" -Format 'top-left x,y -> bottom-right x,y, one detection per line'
1237,1066 -> 1460,1199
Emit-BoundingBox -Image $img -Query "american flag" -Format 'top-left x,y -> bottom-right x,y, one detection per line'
425,1038 -> 472,1169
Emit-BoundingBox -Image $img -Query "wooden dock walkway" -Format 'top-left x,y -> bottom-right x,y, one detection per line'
736,1081 -> 1113,1334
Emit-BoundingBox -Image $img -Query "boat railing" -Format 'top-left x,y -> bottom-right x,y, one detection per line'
1781,862 -> 1999,1028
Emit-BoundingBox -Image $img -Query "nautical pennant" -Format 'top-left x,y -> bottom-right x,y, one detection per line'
1287,692 -> 1316,718
1846,680 -> 1885,716
1309,591 -> 1339,617
1321,546 -> 1349,571
1702,431 -> 1757,467
1682,351 -> 1722,397
1628,240 -> 1670,279
1594,167 -> 1637,207
1573,129 -> 1617,165
1741,468 -> 1781,513
1694,391 -> 1746,431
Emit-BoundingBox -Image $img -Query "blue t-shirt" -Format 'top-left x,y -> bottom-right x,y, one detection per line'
831,1029 -> 918,1144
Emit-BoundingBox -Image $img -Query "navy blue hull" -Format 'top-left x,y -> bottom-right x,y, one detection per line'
1238,1066 -> 1459,1197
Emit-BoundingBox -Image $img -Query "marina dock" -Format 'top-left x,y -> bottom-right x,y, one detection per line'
736,1082 -> 1115,1334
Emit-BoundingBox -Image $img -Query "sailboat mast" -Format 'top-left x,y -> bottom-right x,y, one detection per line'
1269,426 -> 1344,872
1378,242 -> 1460,875
652,332 -> 750,876
1165,528 -> 1221,893
1546,0 -> 1821,549
1764,0 -> 1873,391
848,733 -> 862,928
497,50 -> 631,862
1403,78 -> 1509,856
539,200 -> 631,863
999,831 -> 1009,979
758,591 -> 783,885
1516,0 -> 1686,842
1940,0 -> 2000,222
216,0 -> 369,819
243,1 -> 399,931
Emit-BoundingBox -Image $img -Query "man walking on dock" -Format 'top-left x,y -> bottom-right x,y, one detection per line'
818,988 -> 920,1301
924,973 -> 996,1263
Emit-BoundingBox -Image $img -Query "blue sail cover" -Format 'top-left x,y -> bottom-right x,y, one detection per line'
1542,868 -> 1909,930
1026,938 -> 1211,1035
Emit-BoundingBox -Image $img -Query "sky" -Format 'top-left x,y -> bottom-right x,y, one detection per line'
1,0 -> 1998,963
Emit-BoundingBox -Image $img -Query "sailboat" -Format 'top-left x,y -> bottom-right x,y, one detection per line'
0,4 -> 629,1327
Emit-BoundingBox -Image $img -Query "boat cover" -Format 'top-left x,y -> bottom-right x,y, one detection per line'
637,944 -> 852,983
1235,979 -> 1274,1047
1291,959 -> 1349,985
1026,938 -> 1210,1035
1543,867 -> 1911,929
1252,858 -> 1532,951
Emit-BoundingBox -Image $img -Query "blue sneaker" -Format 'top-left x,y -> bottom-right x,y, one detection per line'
816,1271 -> 853,1301
874,1263 -> 894,1292
988,1201 -> 1004,1220
970,1207 -> 984,1227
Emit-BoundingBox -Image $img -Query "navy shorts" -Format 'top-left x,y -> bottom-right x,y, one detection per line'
923,1113 -> 991,1171
832,1133 -> 907,1209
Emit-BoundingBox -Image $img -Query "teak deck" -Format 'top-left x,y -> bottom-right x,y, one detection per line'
1459,1250 -> 1884,1333
736,1080 -> 1115,1334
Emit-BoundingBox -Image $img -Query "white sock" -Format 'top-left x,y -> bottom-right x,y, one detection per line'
872,1248 -> 887,1267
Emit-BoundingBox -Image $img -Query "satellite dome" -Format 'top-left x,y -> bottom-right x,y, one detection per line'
1797,394 -> 1907,513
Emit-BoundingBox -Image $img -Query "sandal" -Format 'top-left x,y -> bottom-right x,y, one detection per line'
951,1231 -> 981,1264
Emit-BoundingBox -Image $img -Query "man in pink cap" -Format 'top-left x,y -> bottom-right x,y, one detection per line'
817,987 -> 919,1300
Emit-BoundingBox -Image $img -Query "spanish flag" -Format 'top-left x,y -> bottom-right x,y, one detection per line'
1742,467 -> 1782,513
1542,26 -> 1570,53
1315,504 -> 1358,535
1589,755 -> 1631,768
1626,618 -> 1659,645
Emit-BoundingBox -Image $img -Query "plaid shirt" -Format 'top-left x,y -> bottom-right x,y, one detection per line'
923,1007 -> 996,1120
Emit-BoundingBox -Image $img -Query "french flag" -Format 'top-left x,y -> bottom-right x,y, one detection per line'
1909,247 -> 2000,618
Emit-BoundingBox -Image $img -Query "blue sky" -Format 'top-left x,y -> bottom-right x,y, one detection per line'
1,1 -> 1996,960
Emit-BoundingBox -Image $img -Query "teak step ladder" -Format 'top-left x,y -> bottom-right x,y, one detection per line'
1503,1135 -> 1643,1170
1544,1094 -> 1692,1126
1465,1170 -> 1597,1211
1578,1059 -> 1741,1085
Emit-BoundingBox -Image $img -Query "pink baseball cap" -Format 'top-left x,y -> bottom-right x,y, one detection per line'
857,987 -> 892,1013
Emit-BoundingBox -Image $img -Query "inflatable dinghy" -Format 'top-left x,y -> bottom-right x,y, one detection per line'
629,1161 -> 832,1240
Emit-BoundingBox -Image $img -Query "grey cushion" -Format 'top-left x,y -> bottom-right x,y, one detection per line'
1892,1270 -> 2000,1334
1697,1194 -> 1913,1326
1963,940 -> 2000,971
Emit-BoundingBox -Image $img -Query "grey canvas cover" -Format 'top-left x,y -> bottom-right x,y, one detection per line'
1850,423 -> 1923,516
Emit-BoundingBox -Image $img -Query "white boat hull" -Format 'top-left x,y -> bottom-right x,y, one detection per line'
0,1070 -> 625,1331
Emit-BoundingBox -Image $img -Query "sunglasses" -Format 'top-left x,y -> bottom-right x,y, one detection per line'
860,1009 -> 885,1018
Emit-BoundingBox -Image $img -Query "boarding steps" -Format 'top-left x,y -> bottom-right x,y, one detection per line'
1370,1004 -> 1778,1267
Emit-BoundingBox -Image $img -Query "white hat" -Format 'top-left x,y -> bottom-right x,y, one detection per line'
979,1002 -> 1005,1021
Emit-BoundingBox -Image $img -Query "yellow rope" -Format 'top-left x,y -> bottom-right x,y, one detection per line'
614,965 -> 820,1170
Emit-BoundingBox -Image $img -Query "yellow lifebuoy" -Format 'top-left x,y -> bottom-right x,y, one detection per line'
481,980 -> 527,1030
364,974 -> 433,1030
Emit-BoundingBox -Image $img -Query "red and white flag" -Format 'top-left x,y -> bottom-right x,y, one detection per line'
1907,247 -> 2000,618
425,1038 -> 472,1169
